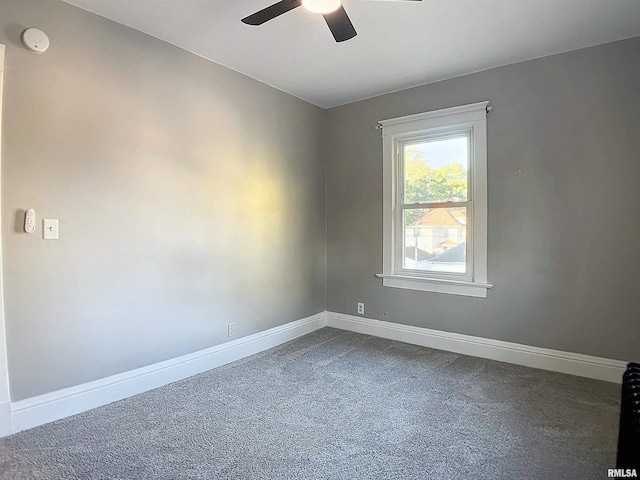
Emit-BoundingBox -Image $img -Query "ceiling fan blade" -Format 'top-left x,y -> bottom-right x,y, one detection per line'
242,0 -> 302,26
323,6 -> 357,43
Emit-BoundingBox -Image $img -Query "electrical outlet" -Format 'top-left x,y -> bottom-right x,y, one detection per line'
228,323 -> 236,337
357,302 -> 365,315
382,309 -> 389,322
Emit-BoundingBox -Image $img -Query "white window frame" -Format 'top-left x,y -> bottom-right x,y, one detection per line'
379,102 -> 492,298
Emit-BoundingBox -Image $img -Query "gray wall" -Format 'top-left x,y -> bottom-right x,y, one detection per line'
1,0 -> 638,404
326,37 -> 640,362
0,0 -> 326,401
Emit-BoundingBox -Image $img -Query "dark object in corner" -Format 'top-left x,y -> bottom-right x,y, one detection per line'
617,362 -> 640,469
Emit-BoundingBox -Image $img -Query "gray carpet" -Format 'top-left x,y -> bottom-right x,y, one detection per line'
0,328 -> 620,479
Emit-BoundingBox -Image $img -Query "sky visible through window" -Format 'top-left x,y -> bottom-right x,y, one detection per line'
410,135 -> 467,171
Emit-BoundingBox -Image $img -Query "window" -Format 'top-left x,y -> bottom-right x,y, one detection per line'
379,102 -> 492,298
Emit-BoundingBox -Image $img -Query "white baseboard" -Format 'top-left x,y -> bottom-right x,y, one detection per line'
10,312 -> 326,434
0,401 -> 11,437
4,310 -> 627,437
326,312 -> 627,384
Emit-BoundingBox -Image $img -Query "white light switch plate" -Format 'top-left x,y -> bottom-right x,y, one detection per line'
43,219 -> 59,240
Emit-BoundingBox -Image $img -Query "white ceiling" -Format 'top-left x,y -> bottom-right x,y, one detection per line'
62,0 -> 640,108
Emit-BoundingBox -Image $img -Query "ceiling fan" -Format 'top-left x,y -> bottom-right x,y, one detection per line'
242,0 -> 422,43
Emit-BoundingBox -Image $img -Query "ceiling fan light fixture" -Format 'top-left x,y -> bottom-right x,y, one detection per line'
302,0 -> 341,14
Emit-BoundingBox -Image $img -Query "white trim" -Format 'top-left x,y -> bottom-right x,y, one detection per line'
0,44 -> 12,438
375,273 -> 492,289
379,102 -> 490,133
326,312 -> 626,384
381,101 -> 490,297
381,275 -> 491,298
10,312 -> 326,434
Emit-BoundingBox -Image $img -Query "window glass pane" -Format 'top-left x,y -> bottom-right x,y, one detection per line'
403,207 -> 467,273
403,135 -> 468,203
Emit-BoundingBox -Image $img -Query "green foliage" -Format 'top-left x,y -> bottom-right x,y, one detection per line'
404,146 -> 467,224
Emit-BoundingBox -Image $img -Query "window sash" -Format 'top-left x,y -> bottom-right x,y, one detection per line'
399,129 -> 472,205
393,205 -> 473,282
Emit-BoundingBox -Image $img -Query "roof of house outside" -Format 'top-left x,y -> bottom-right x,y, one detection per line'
404,246 -> 434,262
409,209 -> 466,228
428,242 -> 466,263
438,239 -> 458,247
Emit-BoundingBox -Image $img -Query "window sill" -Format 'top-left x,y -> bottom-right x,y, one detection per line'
375,274 -> 493,298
